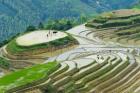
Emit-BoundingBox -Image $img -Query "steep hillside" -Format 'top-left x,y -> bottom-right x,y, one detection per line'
0,0 -> 139,44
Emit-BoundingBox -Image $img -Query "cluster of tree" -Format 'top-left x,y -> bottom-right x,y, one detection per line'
25,20 -> 73,32
26,15 -> 89,32
44,19 -> 73,31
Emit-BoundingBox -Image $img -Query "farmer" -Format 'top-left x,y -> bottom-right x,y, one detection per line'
97,55 -> 100,59
46,34 -> 48,38
101,56 -> 104,60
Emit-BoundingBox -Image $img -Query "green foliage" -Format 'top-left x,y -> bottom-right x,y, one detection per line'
44,15 -> 91,31
25,26 -> 37,32
79,15 -> 89,24
0,62 -> 59,93
45,19 -> 78,31
38,22 -> 44,30
0,57 -> 10,69
24,16 -> 89,32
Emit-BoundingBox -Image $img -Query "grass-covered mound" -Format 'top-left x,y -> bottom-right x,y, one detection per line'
86,9 -> 140,29
6,31 -> 78,55
0,62 -> 59,93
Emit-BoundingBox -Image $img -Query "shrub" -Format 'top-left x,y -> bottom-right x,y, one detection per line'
0,57 -> 10,69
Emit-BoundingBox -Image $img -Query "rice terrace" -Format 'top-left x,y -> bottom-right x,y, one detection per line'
0,1 -> 140,93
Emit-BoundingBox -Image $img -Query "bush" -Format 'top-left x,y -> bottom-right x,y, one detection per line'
0,57 -> 10,69
45,19 -> 74,31
25,26 -> 37,32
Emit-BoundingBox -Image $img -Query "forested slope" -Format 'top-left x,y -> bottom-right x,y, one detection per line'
0,0 -> 138,44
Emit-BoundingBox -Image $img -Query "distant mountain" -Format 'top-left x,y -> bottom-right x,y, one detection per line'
0,0 -> 139,43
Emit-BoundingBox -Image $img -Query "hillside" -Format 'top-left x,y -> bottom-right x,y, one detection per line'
1,51 -> 140,93
1,0 -> 140,92
0,0 -> 139,44
0,30 -> 78,69
85,9 -> 140,47
1,9 -> 140,93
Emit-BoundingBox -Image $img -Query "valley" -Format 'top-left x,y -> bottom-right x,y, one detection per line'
0,9 -> 140,93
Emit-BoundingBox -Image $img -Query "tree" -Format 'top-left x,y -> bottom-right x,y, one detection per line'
80,14 -> 88,24
0,57 -> 10,69
44,19 -> 53,30
64,20 -> 73,30
26,25 -> 36,32
38,22 -> 44,30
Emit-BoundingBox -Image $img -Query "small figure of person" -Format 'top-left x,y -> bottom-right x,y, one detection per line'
46,34 -> 48,38
97,55 -> 100,59
101,56 -> 104,60
49,31 -> 51,35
